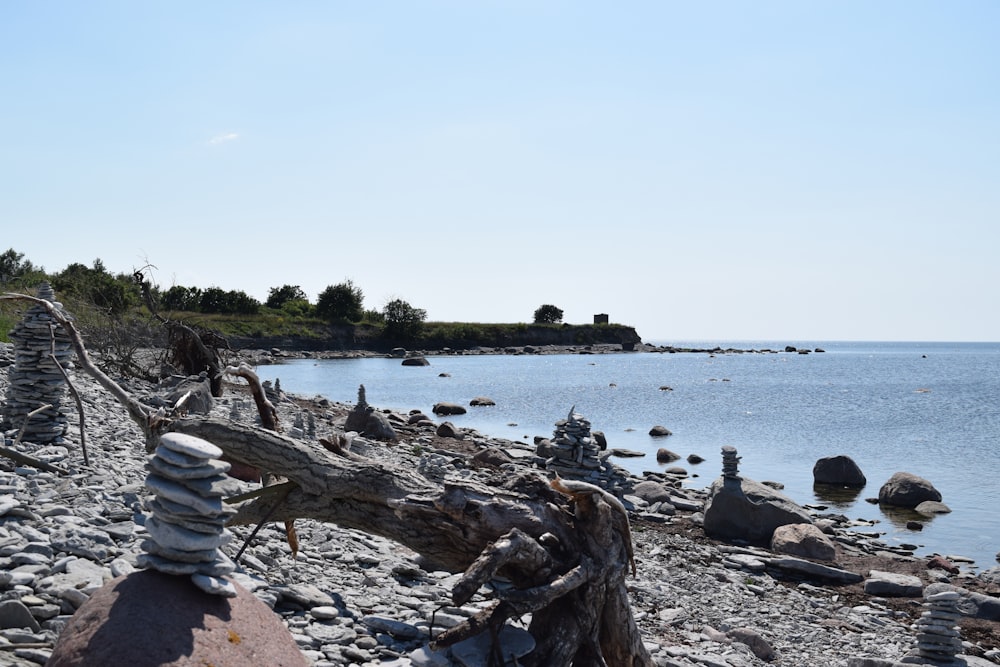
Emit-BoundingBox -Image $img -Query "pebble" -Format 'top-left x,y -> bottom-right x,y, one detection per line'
0,341 -> 997,666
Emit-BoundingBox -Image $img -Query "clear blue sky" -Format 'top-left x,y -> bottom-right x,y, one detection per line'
3,2 -> 998,342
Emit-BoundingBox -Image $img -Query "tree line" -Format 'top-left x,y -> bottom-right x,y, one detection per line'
1,248 -> 566,336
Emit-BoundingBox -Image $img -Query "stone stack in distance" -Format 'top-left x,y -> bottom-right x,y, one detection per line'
2,282 -> 74,444
542,406 -> 605,478
137,432 -> 238,597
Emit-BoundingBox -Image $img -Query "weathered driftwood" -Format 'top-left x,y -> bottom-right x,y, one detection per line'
134,272 -> 228,397
164,417 -> 652,666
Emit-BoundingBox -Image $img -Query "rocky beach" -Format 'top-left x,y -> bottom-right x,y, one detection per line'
0,341 -> 999,666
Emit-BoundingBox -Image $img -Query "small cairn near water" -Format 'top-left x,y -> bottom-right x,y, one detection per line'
137,432 -> 237,597
540,406 -> 605,479
2,282 -> 74,444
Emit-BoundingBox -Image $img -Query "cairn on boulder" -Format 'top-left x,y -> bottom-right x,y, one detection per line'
344,384 -> 371,433
539,406 -> 605,479
1,282 -> 74,444
48,433 -> 306,666
703,446 -> 814,545
344,384 -> 397,441
138,432 -> 237,597
722,445 -> 741,479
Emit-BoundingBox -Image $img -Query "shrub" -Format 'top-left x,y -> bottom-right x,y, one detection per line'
533,304 -> 564,324
316,280 -> 364,323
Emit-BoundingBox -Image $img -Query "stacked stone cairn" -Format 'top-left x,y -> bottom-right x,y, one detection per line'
137,432 -> 238,597
906,590 -> 964,663
289,410 -> 316,440
344,383 -> 371,433
2,282 -> 74,444
542,406 -> 605,478
721,445 -> 741,480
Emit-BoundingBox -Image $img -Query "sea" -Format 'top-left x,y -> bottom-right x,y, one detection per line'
254,340 -> 1000,570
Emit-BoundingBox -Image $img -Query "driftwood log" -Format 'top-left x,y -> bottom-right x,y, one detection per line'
1,293 -> 651,665
163,417 -> 651,665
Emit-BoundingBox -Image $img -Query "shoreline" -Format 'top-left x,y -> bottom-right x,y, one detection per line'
1,342 -> 998,665
245,341 -> 826,363
266,380 -> 1000,662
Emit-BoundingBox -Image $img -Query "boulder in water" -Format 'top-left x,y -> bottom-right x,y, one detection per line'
433,402 -> 467,416
878,471 -> 942,508
812,454 -> 866,487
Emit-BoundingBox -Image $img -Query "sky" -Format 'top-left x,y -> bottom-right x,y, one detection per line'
2,2 -> 998,343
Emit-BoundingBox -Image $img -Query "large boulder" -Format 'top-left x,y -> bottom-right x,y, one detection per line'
812,454 -> 866,487
47,570 -> 307,667
433,402 -> 467,416
435,421 -> 462,439
631,480 -> 673,504
770,523 -> 837,561
703,477 -> 813,546
362,409 -> 398,442
863,570 -> 923,597
655,448 -> 680,462
878,471 -> 942,508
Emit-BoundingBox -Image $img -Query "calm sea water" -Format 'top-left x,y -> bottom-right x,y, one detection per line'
255,341 -> 1000,569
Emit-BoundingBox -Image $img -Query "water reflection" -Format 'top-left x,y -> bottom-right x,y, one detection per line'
812,482 -> 864,509
879,504 -> 937,530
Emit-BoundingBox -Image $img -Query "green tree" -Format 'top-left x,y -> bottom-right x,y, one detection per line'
226,289 -> 261,315
198,287 -> 229,314
316,280 -> 364,322
533,304 -> 564,324
266,284 -> 308,310
51,259 -> 137,316
199,287 -> 260,315
161,285 -> 202,312
383,298 -> 426,341
0,248 -> 39,285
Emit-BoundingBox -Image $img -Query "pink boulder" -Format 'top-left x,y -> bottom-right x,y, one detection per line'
48,569 -> 307,667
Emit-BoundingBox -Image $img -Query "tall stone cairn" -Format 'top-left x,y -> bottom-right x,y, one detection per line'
906,590 -> 964,662
2,282 -> 74,444
138,432 -> 237,597
721,445 -> 741,480
543,406 -> 605,478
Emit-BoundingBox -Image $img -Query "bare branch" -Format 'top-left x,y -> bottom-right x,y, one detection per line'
49,352 -> 89,466
0,442 -> 68,475
224,364 -> 279,431
13,404 -> 53,446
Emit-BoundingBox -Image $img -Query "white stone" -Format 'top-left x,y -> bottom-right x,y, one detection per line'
158,433 -> 223,460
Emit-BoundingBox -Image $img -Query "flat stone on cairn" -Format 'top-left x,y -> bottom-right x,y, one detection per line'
137,432 -> 237,596
1,282 -> 75,444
